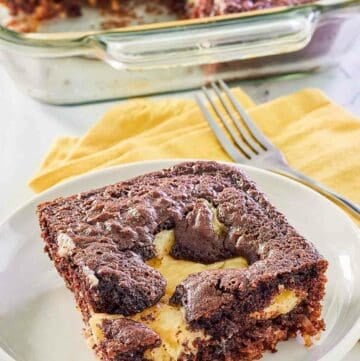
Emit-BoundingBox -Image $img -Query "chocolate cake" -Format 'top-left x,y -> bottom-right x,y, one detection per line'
37,161 -> 328,361
1,0 -> 316,26
185,0 -> 314,18
0,0 -> 121,19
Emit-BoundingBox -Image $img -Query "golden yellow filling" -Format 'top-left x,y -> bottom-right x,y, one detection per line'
89,304 -> 203,360
89,230 -> 303,360
89,230 -> 247,359
147,230 -> 248,297
144,230 -> 248,359
250,289 -> 301,320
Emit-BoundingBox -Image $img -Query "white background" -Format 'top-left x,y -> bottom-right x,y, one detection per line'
0,36 -> 359,360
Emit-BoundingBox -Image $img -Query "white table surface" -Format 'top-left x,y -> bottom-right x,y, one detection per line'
0,36 -> 359,360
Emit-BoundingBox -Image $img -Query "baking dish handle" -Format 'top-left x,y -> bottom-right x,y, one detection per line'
94,8 -> 319,71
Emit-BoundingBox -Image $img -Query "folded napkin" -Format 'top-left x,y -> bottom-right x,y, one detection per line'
29,88 -> 360,221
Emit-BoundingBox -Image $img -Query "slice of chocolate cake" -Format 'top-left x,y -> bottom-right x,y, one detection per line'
37,161 -> 328,361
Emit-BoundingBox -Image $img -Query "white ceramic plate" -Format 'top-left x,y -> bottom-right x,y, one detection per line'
0,160 -> 359,361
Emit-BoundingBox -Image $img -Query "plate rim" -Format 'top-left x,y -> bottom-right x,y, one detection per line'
0,159 -> 359,361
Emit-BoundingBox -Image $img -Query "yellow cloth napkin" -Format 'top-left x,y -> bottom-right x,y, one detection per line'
29,88 -> 360,221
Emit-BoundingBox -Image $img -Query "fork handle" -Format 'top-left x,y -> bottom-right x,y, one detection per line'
271,166 -> 360,218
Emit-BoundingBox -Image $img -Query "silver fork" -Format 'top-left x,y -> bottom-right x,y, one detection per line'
196,80 -> 360,218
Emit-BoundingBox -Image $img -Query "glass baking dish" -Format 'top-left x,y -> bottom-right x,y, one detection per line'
0,0 -> 358,105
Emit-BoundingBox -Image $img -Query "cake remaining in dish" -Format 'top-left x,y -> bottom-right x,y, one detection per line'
1,0 -> 316,26
1,0 -> 121,18
37,161 -> 328,361
185,0 -> 314,18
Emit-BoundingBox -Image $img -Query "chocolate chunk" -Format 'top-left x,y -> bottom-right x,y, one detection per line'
99,318 -> 161,360
172,199 -> 230,263
74,245 -> 166,315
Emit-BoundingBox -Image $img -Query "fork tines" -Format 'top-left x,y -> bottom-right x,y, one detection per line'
196,80 -> 274,161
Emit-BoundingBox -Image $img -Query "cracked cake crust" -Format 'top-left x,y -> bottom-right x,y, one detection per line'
98,318 -> 161,361
37,161 -> 328,361
73,245 -> 166,316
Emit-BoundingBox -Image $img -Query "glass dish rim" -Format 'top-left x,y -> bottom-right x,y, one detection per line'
0,0 -> 358,48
